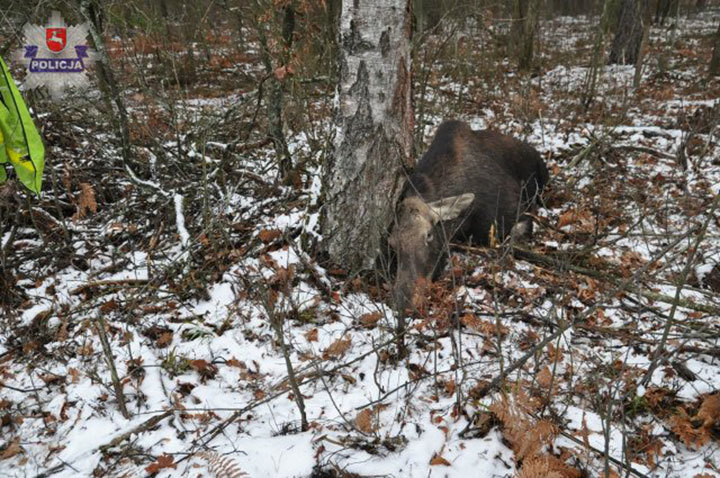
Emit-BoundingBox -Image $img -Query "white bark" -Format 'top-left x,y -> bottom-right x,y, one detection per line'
323,0 -> 413,270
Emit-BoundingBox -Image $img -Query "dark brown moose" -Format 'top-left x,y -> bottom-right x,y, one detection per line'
388,120 -> 549,313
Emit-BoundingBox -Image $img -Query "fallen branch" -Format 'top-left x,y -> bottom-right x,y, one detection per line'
574,322 -> 720,358
453,243 -> 720,315
514,245 -> 720,314
36,411 -> 175,478
612,144 -> 676,160
70,278 -> 149,296
99,410 -> 173,452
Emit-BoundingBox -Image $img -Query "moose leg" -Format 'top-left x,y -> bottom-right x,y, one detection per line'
510,218 -> 533,242
510,204 -> 536,242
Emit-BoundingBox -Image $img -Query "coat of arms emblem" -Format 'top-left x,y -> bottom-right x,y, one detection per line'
45,27 -> 67,53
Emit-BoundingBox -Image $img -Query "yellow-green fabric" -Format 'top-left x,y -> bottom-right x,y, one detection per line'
0,57 -> 44,195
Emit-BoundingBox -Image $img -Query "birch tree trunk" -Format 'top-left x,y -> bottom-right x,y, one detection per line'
322,0 -> 413,271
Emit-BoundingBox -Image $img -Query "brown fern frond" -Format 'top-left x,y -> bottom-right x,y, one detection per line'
72,182 -> 98,221
200,451 -> 249,478
489,386 -> 571,477
518,455 -> 582,478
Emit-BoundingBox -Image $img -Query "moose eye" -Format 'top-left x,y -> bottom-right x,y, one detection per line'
425,232 -> 434,244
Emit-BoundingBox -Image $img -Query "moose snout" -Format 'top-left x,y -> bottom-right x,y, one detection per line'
393,262 -> 422,316
393,280 -> 412,315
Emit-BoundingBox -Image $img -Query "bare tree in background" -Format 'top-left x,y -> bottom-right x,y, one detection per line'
80,0 -> 134,171
252,1 -> 295,182
511,0 -> 540,71
710,20 -> 720,76
608,0 -> 648,64
581,0 -> 612,108
322,0 -> 413,271
654,0 -> 678,26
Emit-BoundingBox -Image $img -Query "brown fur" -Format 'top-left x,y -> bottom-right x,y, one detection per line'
389,120 -> 549,312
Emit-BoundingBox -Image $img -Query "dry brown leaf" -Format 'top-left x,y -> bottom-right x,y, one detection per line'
355,409 -> 374,433
578,416 -> 591,448
670,410 -> 710,449
271,266 -> 295,287
537,366 -> 553,389
100,300 -> 118,314
490,391 -> 557,463
557,208 -> 594,232
429,455 -> 451,466
145,454 -> 176,474
190,360 -> 219,381
578,278 -> 598,302
157,332 -> 174,348
358,312 -> 382,328
461,314 -> 508,336
323,337 -> 351,360
547,343 -> 563,362
443,380 -> 456,397
643,437 -> 665,468
697,393 -> 720,429
557,209 -> 576,229
258,229 -> 282,243
341,373 -> 357,385
226,358 -> 245,368
304,328 -> 318,342
0,440 -> 22,460
190,359 -> 210,371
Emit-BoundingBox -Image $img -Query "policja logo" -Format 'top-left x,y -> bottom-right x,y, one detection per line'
15,11 -> 96,98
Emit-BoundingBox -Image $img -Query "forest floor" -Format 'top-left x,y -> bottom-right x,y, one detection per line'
1,9 -> 720,478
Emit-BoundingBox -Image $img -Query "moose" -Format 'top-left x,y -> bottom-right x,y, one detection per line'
388,120 -> 549,313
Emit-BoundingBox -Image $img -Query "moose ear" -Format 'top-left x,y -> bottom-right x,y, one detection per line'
427,193 -> 475,223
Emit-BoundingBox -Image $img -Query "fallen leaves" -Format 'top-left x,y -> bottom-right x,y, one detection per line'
0,440 -> 22,460
668,393 -> 720,450
536,366 -> 553,389
258,229 -> 282,243
358,312 -> 383,328
355,409 -> 374,433
461,314 -> 509,336
556,208 -> 596,233
143,325 -> 174,349
323,336 -> 351,360
145,454 -> 176,474
429,454 -> 451,466
697,393 -> 720,429
670,409 -> 710,450
190,359 -> 219,382
304,328 -> 318,342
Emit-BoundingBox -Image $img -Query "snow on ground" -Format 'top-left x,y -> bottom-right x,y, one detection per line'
2,9 -> 720,478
